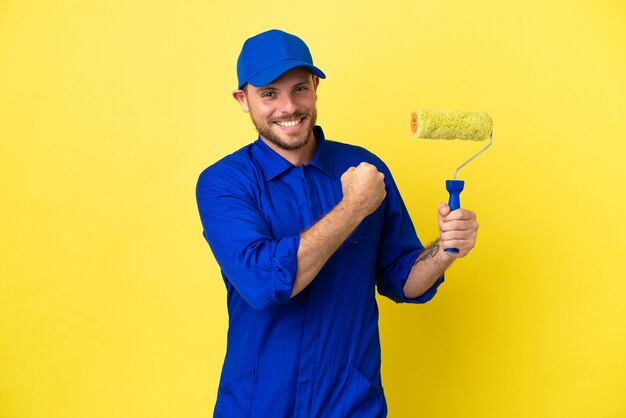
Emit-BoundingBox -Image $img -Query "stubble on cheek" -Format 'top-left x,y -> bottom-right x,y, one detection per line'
249,108 -> 317,151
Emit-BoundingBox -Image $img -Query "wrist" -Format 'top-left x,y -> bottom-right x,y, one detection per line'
421,240 -> 454,266
339,196 -> 369,223
433,239 -> 456,264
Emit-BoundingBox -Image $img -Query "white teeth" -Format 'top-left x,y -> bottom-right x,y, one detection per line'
276,119 -> 302,127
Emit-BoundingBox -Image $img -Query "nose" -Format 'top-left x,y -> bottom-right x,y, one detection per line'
277,93 -> 298,114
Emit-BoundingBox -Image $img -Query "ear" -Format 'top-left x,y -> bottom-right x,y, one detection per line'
312,76 -> 320,101
232,90 -> 250,113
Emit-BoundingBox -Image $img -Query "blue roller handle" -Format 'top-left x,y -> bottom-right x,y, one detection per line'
445,180 -> 465,253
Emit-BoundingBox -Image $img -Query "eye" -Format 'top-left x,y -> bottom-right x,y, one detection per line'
294,86 -> 308,93
261,91 -> 275,98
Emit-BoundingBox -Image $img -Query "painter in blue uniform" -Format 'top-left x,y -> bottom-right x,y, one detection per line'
195,30 -> 479,418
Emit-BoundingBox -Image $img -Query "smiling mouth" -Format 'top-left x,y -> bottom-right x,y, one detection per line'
274,118 -> 305,128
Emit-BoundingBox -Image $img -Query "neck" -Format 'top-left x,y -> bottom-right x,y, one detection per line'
261,132 -> 317,166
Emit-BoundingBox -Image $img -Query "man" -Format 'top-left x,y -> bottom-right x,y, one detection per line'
196,29 -> 478,418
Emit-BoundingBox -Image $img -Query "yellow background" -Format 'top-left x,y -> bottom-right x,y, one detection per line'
1,0 -> 625,417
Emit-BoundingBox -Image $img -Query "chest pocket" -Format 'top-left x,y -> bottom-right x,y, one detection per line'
347,205 -> 384,243
327,209 -> 383,308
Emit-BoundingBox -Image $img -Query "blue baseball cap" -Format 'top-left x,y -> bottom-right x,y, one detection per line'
236,29 -> 326,90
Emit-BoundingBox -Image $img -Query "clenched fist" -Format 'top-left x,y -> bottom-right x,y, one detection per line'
340,162 -> 386,219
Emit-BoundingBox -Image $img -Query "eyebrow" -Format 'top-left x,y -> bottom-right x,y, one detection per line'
255,80 -> 311,95
256,86 -> 278,94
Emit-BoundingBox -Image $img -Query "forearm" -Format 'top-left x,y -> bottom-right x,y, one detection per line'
292,161 -> 386,298
291,199 -> 364,297
403,241 -> 454,299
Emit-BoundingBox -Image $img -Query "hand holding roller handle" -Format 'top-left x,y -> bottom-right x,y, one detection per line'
437,201 -> 478,257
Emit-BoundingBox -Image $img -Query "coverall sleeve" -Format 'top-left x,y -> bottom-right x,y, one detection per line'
374,164 -> 444,304
196,166 -> 299,311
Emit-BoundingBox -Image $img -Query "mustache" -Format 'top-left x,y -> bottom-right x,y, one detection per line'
272,112 -> 308,123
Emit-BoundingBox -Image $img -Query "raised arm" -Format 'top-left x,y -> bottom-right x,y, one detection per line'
292,162 -> 386,297
197,161 -> 386,310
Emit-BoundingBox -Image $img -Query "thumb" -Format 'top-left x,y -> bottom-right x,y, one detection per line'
438,202 -> 451,218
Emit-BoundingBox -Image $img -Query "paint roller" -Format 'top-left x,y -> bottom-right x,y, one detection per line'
410,109 -> 493,253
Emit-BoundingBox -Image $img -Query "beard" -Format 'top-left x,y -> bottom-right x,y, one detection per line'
249,108 -> 317,151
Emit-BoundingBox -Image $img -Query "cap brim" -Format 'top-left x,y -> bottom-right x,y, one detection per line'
243,60 -> 326,89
